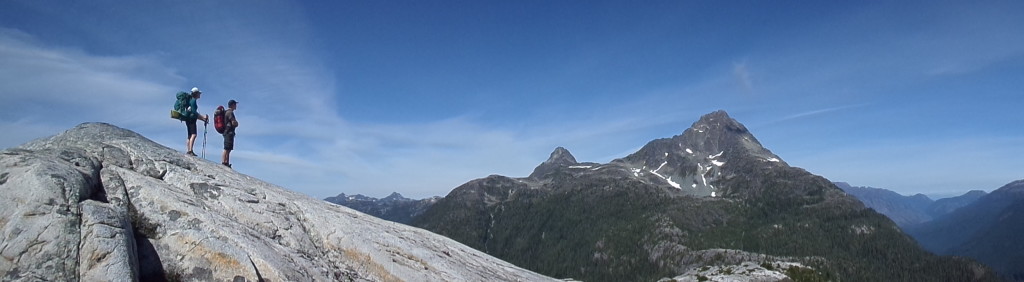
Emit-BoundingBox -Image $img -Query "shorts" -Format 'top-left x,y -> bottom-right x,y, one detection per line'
223,132 -> 235,151
186,120 -> 198,138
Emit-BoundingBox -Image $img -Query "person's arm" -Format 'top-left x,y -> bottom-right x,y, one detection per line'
186,98 -> 199,119
189,99 -> 209,122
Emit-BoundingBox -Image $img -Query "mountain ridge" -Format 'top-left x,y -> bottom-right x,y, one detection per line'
834,182 -> 987,228
929,190 -> 988,217
411,110 -> 997,282
324,192 -> 440,224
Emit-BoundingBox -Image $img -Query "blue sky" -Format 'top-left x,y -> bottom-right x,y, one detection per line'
1,1 -> 1022,199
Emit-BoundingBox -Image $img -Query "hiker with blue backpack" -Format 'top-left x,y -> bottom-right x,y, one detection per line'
171,87 -> 209,156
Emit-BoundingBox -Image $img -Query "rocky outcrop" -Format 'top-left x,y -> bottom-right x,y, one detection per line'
0,123 -> 556,281
658,261 -> 814,282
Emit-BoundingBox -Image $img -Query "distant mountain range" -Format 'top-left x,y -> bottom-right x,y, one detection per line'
908,180 -> 1024,281
333,110 -> 998,282
834,182 -> 987,228
832,182 -> 1024,280
324,192 -> 439,224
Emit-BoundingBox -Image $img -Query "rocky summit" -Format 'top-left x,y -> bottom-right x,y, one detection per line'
613,110 -> 789,197
0,123 -> 556,281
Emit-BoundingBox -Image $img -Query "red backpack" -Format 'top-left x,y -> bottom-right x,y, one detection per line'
213,106 -> 227,134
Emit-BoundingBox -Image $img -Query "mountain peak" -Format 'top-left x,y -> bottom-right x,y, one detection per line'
382,192 -> 411,203
680,110 -> 777,160
545,147 -> 578,165
620,109 -> 780,163
964,190 -> 989,197
529,147 -> 579,179
690,110 -> 749,136
696,109 -> 732,122
616,110 -> 785,196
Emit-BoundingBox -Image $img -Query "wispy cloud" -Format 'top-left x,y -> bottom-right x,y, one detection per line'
0,29 -> 181,103
770,104 -> 870,125
733,60 -> 754,94
0,28 -> 183,147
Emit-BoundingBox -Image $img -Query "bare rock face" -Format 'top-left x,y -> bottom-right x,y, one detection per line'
0,147 -> 93,281
658,261 -> 808,282
0,122 -> 556,282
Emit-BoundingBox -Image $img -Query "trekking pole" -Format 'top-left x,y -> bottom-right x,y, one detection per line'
202,122 -> 208,159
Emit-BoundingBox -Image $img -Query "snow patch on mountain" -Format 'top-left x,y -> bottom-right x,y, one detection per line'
648,161 -> 683,189
654,161 -> 669,173
666,177 -> 682,189
697,163 -> 710,188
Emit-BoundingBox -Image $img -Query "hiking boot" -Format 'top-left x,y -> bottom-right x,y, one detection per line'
222,162 -> 232,168
186,151 -> 197,156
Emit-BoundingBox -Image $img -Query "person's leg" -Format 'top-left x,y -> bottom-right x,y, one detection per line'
187,134 -> 197,154
186,121 -> 198,154
222,132 -> 234,166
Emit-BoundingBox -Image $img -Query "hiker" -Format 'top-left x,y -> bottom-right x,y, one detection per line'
221,99 -> 239,167
183,87 -> 209,156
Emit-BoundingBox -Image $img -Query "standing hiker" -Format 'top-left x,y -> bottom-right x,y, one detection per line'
183,87 -> 209,156
221,99 -> 239,167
